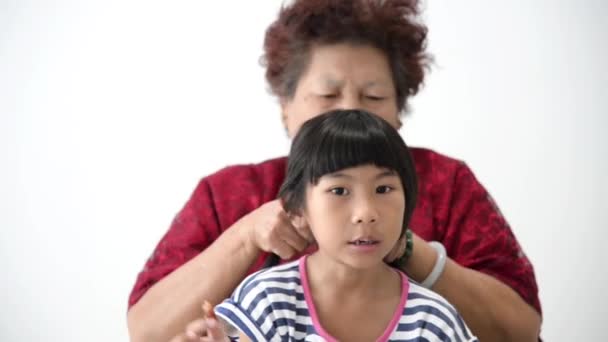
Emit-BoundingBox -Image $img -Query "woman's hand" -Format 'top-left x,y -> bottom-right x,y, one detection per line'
385,233 -> 407,264
169,302 -> 229,342
241,199 -> 313,260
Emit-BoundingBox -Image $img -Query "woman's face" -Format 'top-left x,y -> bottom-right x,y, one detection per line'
281,43 -> 400,138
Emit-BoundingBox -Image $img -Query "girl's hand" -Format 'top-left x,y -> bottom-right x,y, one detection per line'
169,302 -> 229,342
240,199 -> 313,260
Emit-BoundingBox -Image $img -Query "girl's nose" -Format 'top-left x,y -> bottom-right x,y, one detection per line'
351,198 -> 379,224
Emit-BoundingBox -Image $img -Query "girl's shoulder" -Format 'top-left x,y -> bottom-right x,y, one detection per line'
232,259 -> 302,302
215,259 -> 305,341
401,281 -> 478,341
406,280 -> 459,312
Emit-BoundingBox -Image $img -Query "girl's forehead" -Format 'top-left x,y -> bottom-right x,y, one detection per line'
318,164 -> 397,180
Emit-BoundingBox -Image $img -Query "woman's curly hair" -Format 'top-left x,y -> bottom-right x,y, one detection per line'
262,0 -> 431,113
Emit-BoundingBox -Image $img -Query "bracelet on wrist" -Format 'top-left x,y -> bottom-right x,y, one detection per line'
391,228 -> 414,269
420,241 -> 447,289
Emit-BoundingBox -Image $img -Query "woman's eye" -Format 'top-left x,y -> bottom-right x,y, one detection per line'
366,95 -> 385,101
376,185 -> 393,194
322,94 -> 338,99
330,187 -> 349,196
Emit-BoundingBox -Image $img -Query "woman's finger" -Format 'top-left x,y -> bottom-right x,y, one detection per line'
184,318 -> 207,339
270,237 -> 297,259
278,219 -> 310,252
203,318 -> 228,341
288,214 -> 314,243
168,334 -> 189,342
385,235 -> 406,262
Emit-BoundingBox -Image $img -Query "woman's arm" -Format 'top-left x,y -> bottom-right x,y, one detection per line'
399,155 -> 542,341
405,235 -> 541,342
128,199 -> 310,342
128,221 -> 257,342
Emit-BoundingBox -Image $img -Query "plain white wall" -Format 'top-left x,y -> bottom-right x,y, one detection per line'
2,0 -> 607,340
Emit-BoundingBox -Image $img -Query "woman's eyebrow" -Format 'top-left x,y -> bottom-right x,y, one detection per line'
363,81 -> 390,89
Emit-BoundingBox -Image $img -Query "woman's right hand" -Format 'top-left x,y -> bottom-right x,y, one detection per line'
169,317 -> 228,342
240,199 -> 313,260
169,302 -> 228,342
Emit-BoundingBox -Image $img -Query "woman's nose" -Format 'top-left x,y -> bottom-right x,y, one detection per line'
337,92 -> 361,111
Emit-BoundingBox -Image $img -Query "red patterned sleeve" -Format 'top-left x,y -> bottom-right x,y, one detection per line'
127,179 -> 220,308
443,162 -> 542,315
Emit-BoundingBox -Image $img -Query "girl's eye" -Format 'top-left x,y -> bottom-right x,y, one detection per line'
366,95 -> 385,101
376,185 -> 393,194
330,187 -> 349,196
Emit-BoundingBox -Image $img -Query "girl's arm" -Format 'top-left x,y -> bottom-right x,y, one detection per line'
239,332 -> 253,342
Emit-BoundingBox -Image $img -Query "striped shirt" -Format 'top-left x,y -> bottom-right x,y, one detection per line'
216,256 -> 478,342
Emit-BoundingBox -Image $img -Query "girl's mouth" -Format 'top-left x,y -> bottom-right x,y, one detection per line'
348,239 -> 379,246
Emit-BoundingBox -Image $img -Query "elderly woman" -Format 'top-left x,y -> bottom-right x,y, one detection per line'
127,1 -> 542,341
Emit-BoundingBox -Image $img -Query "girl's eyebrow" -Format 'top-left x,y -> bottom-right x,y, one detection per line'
324,169 -> 397,179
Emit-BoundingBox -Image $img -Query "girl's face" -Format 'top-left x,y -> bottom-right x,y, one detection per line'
301,164 -> 405,269
281,43 -> 400,138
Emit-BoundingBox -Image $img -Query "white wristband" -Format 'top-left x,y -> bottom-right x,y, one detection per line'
420,241 -> 447,289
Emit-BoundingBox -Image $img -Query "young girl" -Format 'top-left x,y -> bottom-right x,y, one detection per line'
201,110 -> 478,341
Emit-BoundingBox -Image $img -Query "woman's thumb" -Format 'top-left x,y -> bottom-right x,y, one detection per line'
205,318 -> 227,341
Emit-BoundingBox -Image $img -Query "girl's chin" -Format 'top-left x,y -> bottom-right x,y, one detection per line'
309,252 -> 391,271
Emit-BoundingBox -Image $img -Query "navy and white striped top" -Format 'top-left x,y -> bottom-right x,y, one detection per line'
216,256 -> 478,342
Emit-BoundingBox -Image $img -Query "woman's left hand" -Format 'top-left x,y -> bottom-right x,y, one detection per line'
384,234 -> 407,264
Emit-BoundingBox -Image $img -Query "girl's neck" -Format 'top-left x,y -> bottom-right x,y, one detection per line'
305,252 -> 397,297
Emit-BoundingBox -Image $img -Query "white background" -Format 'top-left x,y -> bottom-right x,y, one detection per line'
2,0 -> 607,341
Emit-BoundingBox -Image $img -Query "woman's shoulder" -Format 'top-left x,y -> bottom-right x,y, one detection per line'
194,156 -> 288,209
205,156 -> 287,186
211,156 -> 287,177
409,147 -> 467,176
409,147 -> 480,200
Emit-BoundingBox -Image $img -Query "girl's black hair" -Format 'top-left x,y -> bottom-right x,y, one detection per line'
264,109 -> 418,268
